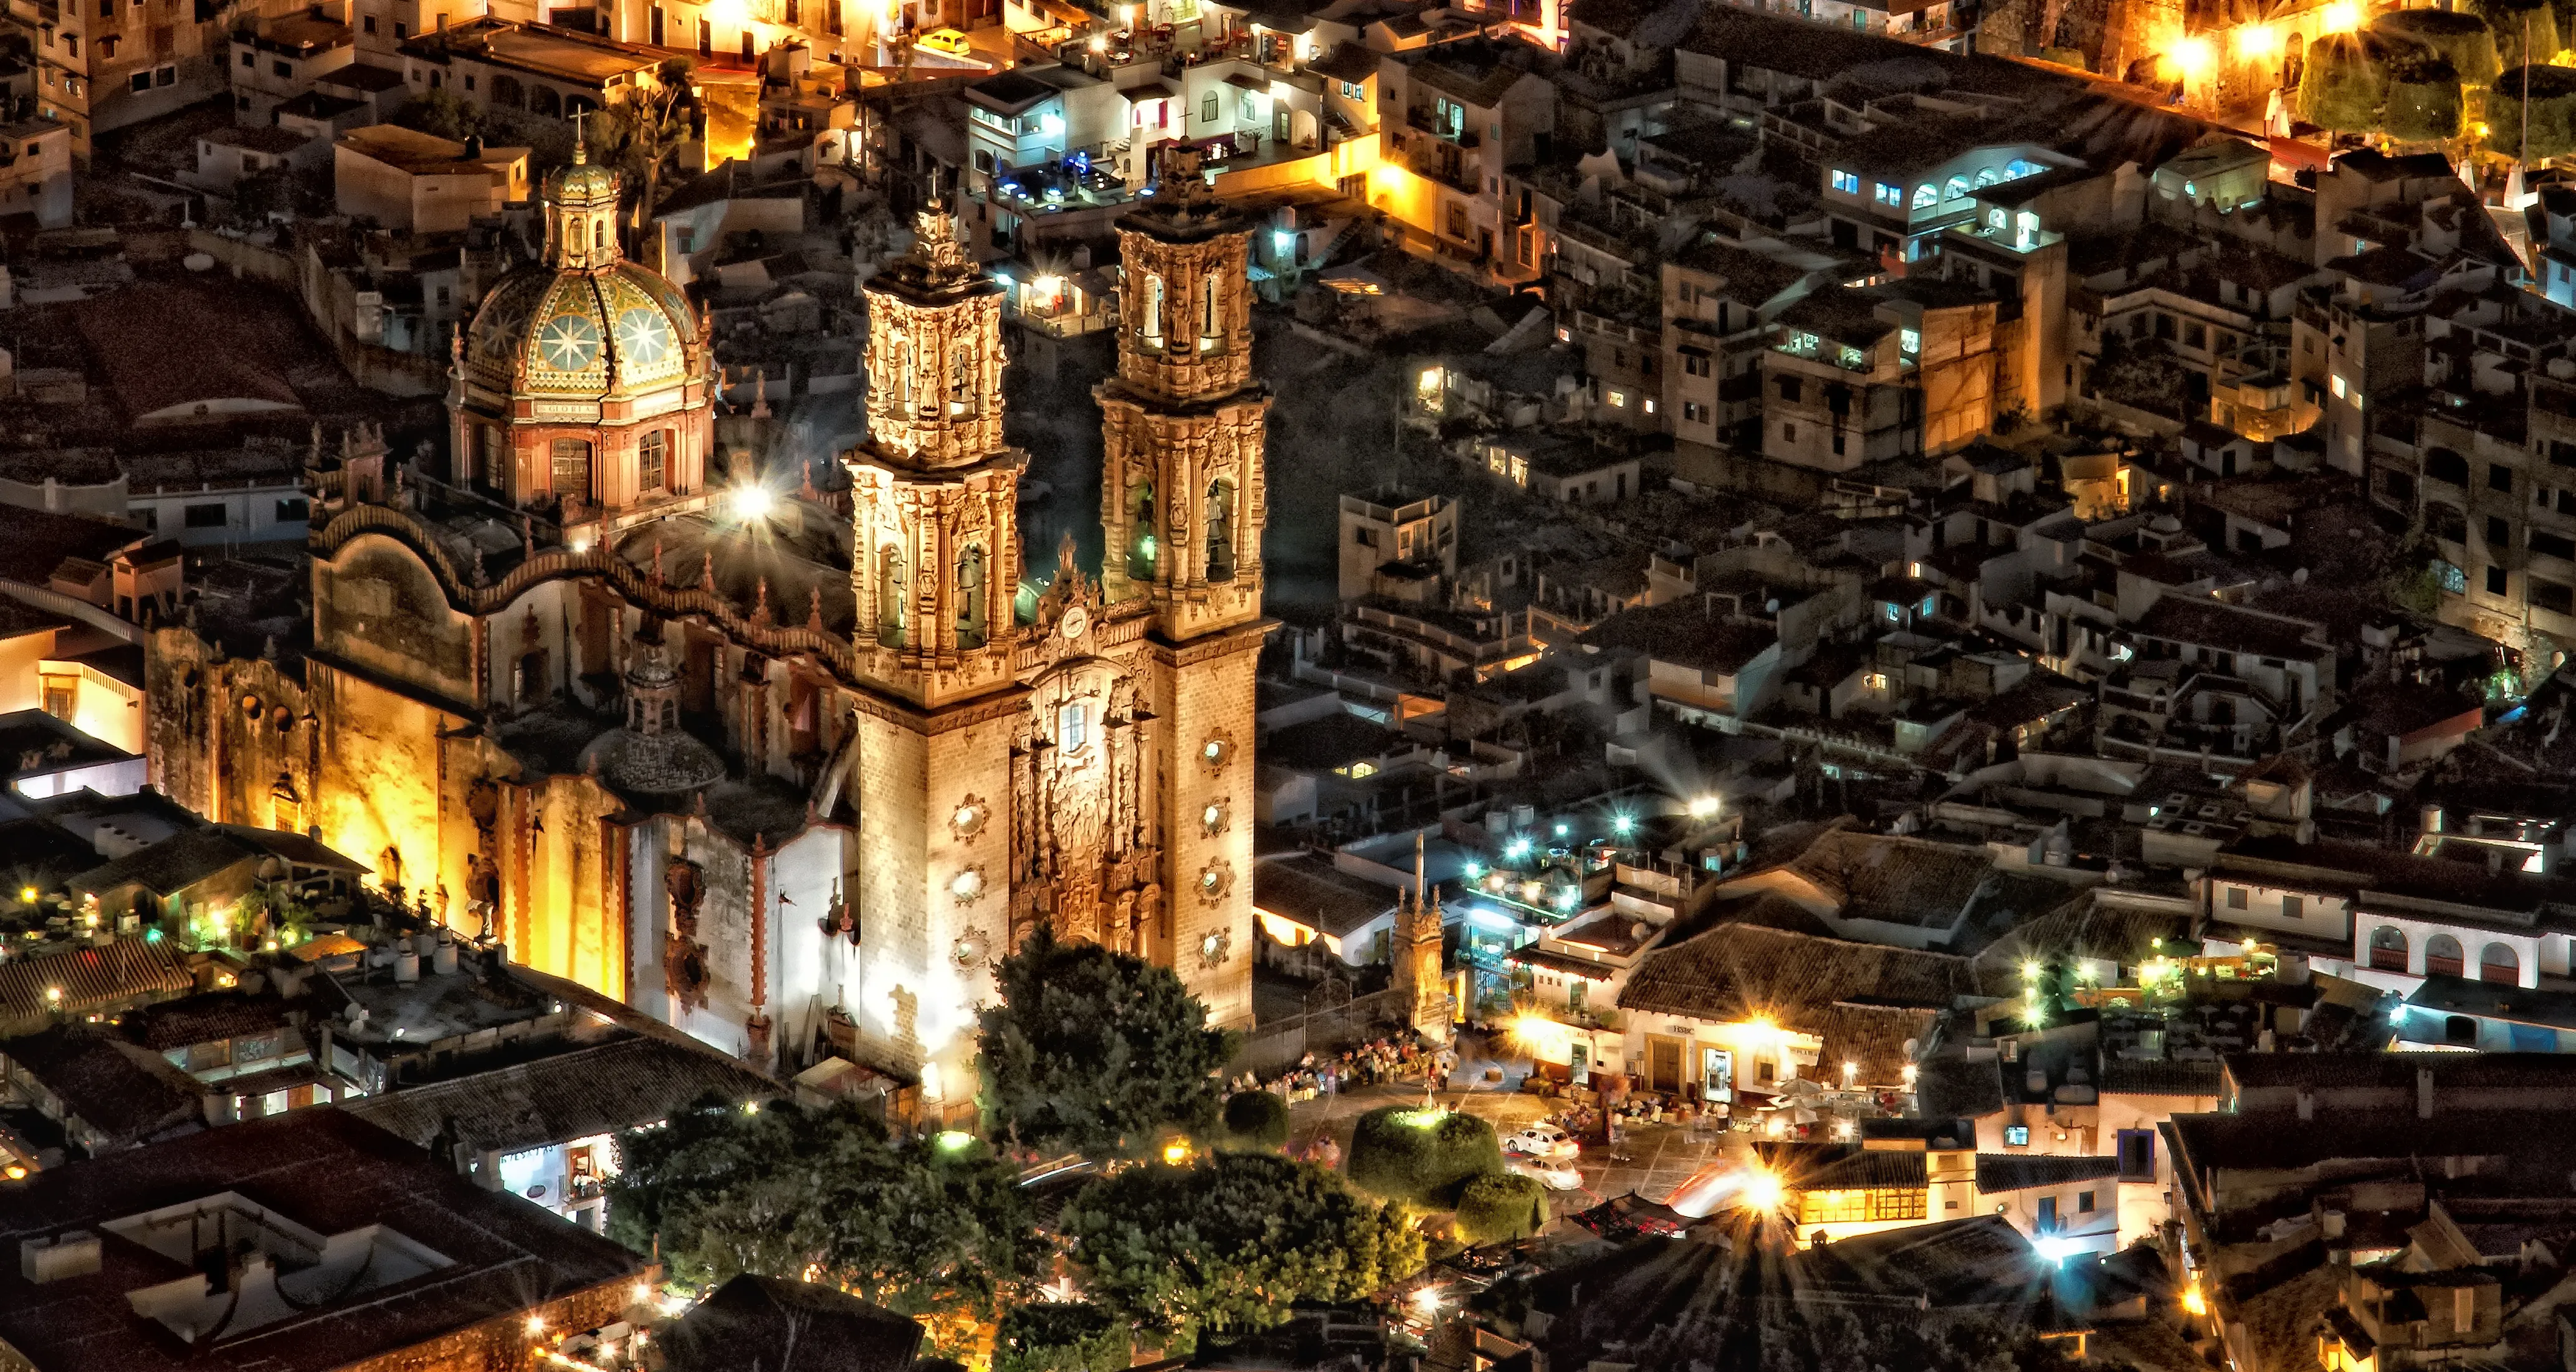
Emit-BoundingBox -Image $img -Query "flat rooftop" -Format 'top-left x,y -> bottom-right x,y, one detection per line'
0,1108 -> 644,1372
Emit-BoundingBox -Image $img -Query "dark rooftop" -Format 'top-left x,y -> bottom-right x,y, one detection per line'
0,1108 -> 646,1372
659,1275 -> 924,1372
341,1033 -> 778,1156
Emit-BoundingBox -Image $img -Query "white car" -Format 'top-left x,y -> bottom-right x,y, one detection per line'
1507,1156 -> 1585,1191
1502,1122 -> 1579,1162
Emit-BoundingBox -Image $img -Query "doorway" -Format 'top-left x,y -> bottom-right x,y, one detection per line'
1701,1046 -> 1732,1102
1648,1036 -> 1682,1092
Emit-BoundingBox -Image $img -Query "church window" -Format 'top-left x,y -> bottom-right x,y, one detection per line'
515,646 -> 548,706
1129,481 -> 1157,580
1059,700 -> 1090,753
593,218 -> 606,250
638,429 -> 669,493
1201,271 -> 1220,347
1143,274 -> 1164,345
1205,478 -> 1235,581
550,439 -> 592,502
950,346 -> 974,417
955,543 -> 988,649
878,543 -> 907,646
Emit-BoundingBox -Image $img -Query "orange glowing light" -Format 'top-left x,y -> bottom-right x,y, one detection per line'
2168,35 -> 2214,79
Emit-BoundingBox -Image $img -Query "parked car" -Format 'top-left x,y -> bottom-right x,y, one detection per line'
917,27 -> 972,54
1503,1122 -> 1578,1161
1507,1155 -> 1584,1191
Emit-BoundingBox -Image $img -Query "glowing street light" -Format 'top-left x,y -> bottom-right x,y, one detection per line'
2167,34 -> 2213,81
730,484 -> 776,522
1687,794 -> 1720,819
2321,0 -> 2359,32
2235,22 -> 2278,57
1738,1168 -> 1785,1211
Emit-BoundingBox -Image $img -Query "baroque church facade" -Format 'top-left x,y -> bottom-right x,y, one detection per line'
141,145 -> 1270,1108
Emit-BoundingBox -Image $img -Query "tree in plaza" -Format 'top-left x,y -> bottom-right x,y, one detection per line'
588,60 -> 697,234
604,1098 -> 1046,1353
1058,1153 -> 1424,1348
976,928 -> 1238,1157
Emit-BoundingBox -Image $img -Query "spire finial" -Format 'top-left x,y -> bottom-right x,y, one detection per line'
571,108 -> 590,163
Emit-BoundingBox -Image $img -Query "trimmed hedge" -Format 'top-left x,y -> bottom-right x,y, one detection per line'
1345,1106 -> 1504,1208
2383,52 -> 2465,141
1218,1090 -> 1289,1151
2299,32 -> 2388,132
1456,1172 -> 1550,1246
994,1302 -> 1129,1372
2488,62 -> 2576,158
2374,9 -> 2502,87
2476,0 -> 2559,67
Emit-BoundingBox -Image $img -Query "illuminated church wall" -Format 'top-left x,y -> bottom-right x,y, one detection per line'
139,155 -> 1269,1098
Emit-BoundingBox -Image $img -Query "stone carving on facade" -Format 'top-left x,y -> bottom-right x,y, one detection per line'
664,855 -> 711,1014
818,878 -> 857,945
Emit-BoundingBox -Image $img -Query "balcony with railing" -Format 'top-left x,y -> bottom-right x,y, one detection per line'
1400,137 -> 1481,195
1404,104 -> 1482,147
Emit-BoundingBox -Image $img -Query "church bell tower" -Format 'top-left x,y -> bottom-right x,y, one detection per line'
1098,150 -> 1269,1028
837,205 -> 1029,1088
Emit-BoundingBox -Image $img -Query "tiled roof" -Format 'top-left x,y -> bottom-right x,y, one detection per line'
659,1275 -> 923,1372
68,829 -> 254,900
1785,1215 -> 2074,1322
1250,853 -> 1396,940
1973,1152 -> 2120,1194
2097,1057 -> 2226,1098
340,1034 -> 776,1155
0,938 -> 195,1036
122,990 -> 298,1051
1758,1140 -> 1927,1191
0,1026 -> 204,1142
2223,1050 -> 2576,1095
1814,1002 -> 1936,1087
1914,1055 -> 2006,1119
1787,829 -> 2053,933
1619,923 -> 1981,1028
0,506 -> 143,590
1508,944 -> 1624,979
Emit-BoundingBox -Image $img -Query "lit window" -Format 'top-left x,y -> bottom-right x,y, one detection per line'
1607,390 -> 1626,407
1059,702 -> 1090,752
1901,328 -> 1920,355
2005,1125 -> 2030,1146
2330,374 -> 2347,399
1830,169 -> 1859,194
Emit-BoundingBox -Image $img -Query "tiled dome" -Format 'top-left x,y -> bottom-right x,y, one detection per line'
466,260 -> 699,398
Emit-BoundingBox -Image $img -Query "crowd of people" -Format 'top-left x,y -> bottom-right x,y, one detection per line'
1238,1036 -> 1458,1102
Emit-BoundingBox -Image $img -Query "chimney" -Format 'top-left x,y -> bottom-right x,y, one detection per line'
394,949 -> 420,983
2421,804 -> 2444,837
2296,1089 -> 2313,1121
2418,1064 -> 2436,1120
20,1232 -> 101,1284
